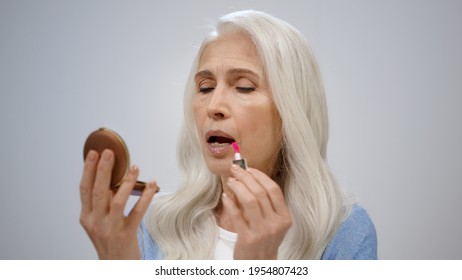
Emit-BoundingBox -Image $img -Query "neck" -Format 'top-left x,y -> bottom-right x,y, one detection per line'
214,175 -> 237,232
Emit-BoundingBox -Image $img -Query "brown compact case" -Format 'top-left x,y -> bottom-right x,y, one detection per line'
83,128 -> 146,195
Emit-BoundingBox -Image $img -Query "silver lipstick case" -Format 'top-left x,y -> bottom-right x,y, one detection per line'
233,158 -> 248,170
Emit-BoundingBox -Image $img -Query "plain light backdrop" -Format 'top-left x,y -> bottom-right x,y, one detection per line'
1,0 -> 461,259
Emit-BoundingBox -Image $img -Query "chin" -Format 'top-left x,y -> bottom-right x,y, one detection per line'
205,160 -> 231,177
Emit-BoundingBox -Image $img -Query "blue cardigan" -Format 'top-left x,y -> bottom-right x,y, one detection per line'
138,204 -> 377,260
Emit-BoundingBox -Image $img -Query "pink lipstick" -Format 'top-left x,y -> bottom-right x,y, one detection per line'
232,142 -> 248,170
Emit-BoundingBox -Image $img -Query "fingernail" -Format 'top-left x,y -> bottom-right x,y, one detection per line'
130,165 -> 139,174
102,149 -> 113,161
86,150 -> 97,162
149,181 -> 160,193
231,164 -> 239,170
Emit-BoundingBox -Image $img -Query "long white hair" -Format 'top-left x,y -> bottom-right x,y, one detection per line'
148,10 -> 352,259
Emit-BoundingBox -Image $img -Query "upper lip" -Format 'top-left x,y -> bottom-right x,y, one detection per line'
205,129 -> 236,143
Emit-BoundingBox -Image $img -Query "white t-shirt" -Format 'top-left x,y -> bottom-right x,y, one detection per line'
214,227 -> 237,259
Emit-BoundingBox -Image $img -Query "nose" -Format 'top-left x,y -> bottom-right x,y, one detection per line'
206,86 -> 229,120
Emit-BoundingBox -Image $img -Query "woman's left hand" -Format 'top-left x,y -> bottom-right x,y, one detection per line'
222,164 -> 292,259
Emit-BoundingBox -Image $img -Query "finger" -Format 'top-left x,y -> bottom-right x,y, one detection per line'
221,193 -> 249,233
126,180 -> 159,229
227,177 -> 264,225
230,164 -> 274,216
92,149 -> 114,216
109,165 -> 140,218
80,150 -> 99,217
247,168 -> 288,216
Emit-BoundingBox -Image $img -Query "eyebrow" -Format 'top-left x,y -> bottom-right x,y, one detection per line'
194,70 -> 215,81
194,68 -> 261,81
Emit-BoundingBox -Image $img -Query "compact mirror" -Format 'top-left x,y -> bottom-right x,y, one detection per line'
83,128 -> 146,195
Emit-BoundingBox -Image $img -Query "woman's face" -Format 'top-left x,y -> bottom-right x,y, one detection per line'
193,35 -> 282,177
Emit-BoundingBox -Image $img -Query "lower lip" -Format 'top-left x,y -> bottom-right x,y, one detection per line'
207,142 -> 232,155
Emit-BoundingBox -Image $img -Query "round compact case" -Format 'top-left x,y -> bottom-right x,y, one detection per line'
83,128 -> 146,195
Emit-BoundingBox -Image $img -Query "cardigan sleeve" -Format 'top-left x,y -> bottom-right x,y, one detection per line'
321,204 -> 378,260
138,218 -> 163,260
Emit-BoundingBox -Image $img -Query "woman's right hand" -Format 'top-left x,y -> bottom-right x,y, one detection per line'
79,149 -> 158,259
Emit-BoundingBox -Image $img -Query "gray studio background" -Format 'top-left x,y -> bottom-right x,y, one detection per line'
1,0 -> 461,259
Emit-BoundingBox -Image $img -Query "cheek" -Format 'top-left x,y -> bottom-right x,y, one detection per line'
192,100 -> 204,124
192,101 -> 206,144
239,103 -> 281,145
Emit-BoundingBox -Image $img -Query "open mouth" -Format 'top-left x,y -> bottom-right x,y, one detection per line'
206,130 -> 236,146
205,130 -> 236,155
207,135 -> 235,144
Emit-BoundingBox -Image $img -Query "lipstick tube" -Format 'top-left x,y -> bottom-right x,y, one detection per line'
232,142 -> 248,170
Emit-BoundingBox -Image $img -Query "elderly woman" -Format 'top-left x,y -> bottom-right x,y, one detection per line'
80,10 -> 377,260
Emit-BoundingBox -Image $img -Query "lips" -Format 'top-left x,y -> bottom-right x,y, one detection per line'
205,130 -> 236,155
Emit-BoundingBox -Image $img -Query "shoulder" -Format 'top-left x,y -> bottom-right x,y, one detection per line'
321,204 -> 378,260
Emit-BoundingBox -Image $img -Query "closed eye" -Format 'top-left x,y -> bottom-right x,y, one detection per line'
236,87 -> 255,93
198,87 -> 215,94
